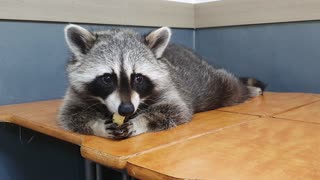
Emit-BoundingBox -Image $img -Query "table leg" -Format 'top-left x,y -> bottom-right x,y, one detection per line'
120,172 -> 131,180
96,163 -> 103,180
85,159 -> 96,180
87,160 -> 133,180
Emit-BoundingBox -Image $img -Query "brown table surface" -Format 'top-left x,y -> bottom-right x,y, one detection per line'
274,101 -> 320,124
0,99 -> 83,145
0,92 -> 319,179
81,111 -> 257,169
217,92 -> 320,116
127,117 -> 320,180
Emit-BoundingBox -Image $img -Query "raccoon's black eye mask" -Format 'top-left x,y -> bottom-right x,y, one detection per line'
131,73 -> 154,98
86,72 -> 155,100
87,73 -> 117,99
101,74 -> 114,85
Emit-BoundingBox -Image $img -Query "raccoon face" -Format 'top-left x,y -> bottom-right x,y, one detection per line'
64,24 -> 171,116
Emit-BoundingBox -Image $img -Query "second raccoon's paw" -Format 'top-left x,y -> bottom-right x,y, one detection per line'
248,86 -> 263,97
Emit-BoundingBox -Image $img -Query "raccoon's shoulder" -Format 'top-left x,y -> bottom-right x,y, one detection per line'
163,44 -> 193,57
162,44 -> 203,65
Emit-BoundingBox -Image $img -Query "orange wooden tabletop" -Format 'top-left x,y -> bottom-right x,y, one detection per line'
1,92 -> 320,178
81,111 -> 257,169
217,92 -> 320,117
127,117 -> 320,180
274,100 -> 320,124
0,100 -> 83,145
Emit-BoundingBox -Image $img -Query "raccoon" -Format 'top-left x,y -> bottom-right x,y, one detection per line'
58,24 -> 266,140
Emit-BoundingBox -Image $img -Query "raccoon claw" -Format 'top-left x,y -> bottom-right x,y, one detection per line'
112,122 -> 133,140
105,123 -> 119,130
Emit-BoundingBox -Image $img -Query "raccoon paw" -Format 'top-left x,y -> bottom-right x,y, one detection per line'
105,122 -> 119,130
110,116 -> 149,139
112,122 -> 134,140
91,120 -> 118,139
248,86 -> 263,97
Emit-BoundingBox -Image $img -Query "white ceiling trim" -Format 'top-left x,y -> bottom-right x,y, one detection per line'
167,0 -> 221,4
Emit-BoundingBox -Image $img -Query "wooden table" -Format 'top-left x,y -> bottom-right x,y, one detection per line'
1,92 -> 320,179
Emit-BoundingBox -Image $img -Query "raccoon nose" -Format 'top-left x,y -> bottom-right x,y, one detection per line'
118,102 -> 134,116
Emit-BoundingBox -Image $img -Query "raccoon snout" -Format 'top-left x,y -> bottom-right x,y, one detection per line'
118,102 -> 135,116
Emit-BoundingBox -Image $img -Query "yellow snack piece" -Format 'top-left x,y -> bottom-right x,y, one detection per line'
113,113 -> 126,125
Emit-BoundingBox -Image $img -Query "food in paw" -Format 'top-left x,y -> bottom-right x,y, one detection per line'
113,113 -> 125,125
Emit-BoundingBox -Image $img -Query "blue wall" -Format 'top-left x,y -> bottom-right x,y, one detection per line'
196,21 -> 320,93
0,21 -> 194,106
0,21 -> 194,180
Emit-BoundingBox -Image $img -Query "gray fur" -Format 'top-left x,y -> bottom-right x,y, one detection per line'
58,24 -> 265,140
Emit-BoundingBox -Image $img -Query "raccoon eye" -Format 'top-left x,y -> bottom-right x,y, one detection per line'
101,74 -> 113,85
134,74 -> 144,84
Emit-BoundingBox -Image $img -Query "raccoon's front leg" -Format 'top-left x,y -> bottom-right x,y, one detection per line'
90,119 -> 120,138
59,102 -> 118,139
60,114 -> 118,139
112,103 -> 192,139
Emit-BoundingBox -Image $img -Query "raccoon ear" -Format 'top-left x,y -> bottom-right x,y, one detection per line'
64,24 -> 96,56
145,27 -> 171,59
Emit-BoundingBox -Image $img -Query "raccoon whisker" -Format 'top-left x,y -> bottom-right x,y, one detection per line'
69,102 -> 102,117
136,107 -> 145,111
139,99 -> 158,104
137,102 -> 151,108
138,101 -> 147,105
137,102 -> 149,107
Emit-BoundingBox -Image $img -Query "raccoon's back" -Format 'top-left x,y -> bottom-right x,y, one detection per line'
162,44 -> 220,110
162,44 -> 211,72
162,44 -> 249,112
